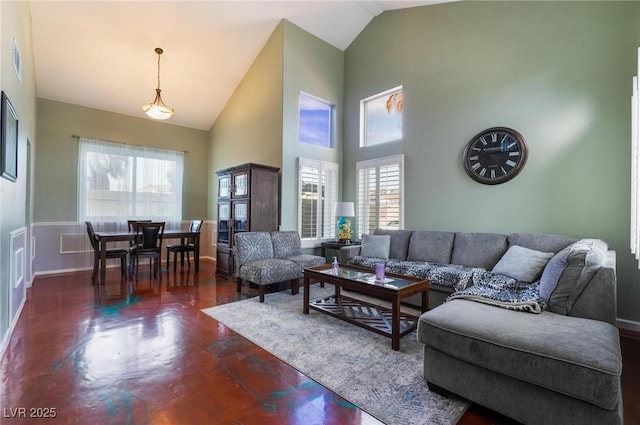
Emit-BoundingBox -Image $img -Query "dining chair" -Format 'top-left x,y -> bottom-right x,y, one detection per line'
127,219 -> 152,249
129,221 -> 165,278
166,219 -> 203,271
85,221 -> 128,284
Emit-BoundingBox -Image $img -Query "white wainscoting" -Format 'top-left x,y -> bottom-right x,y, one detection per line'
8,227 -> 27,332
32,221 -> 216,276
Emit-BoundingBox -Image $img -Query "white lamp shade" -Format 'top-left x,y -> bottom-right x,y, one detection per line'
334,201 -> 355,217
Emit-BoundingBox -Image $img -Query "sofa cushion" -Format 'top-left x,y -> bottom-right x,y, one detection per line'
239,259 -> 300,285
407,231 -> 455,264
492,245 -> 554,283
390,261 -> 476,290
540,239 -> 608,315
360,234 -> 391,259
347,257 -> 478,290
373,229 -> 413,260
507,233 -> 576,254
287,254 -> 325,273
270,231 -> 301,259
451,232 -> 508,269
418,300 -> 622,410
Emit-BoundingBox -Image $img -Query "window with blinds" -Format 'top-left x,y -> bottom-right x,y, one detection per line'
356,155 -> 404,238
298,158 -> 339,245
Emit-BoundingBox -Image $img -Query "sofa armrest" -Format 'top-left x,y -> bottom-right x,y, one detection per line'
568,250 -> 617,325
338,245 -> 361,263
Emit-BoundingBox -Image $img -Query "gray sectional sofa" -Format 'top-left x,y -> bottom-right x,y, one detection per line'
339,229 -> 622,425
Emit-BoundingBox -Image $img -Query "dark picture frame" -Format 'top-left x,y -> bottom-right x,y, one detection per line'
1,91 -> 18,182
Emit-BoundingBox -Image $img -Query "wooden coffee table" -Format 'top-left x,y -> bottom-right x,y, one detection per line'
303,264 -> 430,351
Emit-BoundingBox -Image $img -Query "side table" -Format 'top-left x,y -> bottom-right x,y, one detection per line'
320,241 -> 361,260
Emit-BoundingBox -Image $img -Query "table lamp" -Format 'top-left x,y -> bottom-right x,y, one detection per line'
334,201 -> 355,244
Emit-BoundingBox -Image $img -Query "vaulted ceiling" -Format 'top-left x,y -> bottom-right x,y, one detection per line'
29,1 -> 446,130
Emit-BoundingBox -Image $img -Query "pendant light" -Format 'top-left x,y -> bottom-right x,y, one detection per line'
142,47 -> 174,120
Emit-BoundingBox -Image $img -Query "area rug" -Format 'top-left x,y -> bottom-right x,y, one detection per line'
201,285 -> 469,425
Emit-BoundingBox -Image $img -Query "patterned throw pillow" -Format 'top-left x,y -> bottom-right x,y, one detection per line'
360,234 -> 391,259
492,245 -> 554,283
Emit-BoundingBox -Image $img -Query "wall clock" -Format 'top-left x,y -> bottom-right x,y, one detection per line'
462,127 -> 528,185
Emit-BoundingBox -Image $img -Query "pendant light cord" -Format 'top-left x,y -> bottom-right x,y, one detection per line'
155,47 -> 163,90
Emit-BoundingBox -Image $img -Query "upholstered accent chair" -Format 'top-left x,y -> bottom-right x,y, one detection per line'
270,231 -> 326,272
234,231 -> 325,302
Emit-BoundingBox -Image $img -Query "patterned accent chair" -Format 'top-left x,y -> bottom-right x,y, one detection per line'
234,231 -> 326,302
270,231 -> 325,273
235,232 -> 300,302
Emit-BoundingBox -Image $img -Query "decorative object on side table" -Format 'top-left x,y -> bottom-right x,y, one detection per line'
334,201 -> 355,243
1,91 -> 18,182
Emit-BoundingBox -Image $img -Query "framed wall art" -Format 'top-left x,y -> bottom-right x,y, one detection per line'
1,91 -> 18,182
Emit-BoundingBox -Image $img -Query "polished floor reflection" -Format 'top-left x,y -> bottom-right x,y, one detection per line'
1,261 -> 638,425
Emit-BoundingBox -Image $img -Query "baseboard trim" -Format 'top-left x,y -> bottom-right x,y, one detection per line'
0,291 -> 27,360
34,266 -> 92,277
617,318 -> 640,333
33,258 -> 215,278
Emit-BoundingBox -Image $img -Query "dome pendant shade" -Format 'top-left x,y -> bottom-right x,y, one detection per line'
142,48 -> 174,120
142,88 -> 174,120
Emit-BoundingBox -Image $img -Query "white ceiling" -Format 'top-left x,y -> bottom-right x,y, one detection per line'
29,0 -> 445,130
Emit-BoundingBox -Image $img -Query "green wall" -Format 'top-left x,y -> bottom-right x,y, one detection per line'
343,1 -> 640,322
0,0 -> 37,348
209,22 -> 284,219
280,21 -> 343,231
209,20 -> 343,243
35,99 -> 209,221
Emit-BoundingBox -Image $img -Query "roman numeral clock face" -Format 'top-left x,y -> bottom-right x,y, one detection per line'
462,127 -> 528,185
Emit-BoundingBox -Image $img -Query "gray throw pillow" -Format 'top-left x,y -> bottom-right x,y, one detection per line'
492,245 -> 554,283
360,234 -> 391,259
539,239 -> 608,315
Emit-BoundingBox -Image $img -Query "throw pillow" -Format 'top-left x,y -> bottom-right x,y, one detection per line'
360,234 -> 391,259
492,245 -> 554,283
539,239 -> 608,315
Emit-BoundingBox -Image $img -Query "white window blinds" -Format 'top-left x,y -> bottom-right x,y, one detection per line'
356,155 -> 404,238
298,158 -> 339,244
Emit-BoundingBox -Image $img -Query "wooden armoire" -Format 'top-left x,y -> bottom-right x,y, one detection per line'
215,163 -> 280,277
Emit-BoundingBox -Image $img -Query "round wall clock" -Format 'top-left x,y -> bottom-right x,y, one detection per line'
462,127 -> 528,185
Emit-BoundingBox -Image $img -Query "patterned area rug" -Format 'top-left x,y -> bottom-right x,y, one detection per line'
201,284 -> 469,425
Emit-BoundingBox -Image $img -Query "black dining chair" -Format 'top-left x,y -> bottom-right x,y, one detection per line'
129,221 -> 165,278
127,219 -> 152,248
166,220 -> 203,271
85,221 -> 128,284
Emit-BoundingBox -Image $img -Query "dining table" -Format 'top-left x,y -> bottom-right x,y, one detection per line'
93,229 -> 201,285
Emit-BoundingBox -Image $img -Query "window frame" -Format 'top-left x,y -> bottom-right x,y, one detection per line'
298,157 -> 339,248
631,47 -> 640,268
356,155 -> 404,239
77,138 -> 184,224
298,92 -> 335,149
359,86 -> 404,147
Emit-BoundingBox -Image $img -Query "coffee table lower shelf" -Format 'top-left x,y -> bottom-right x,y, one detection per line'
308,294 -> 419,341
